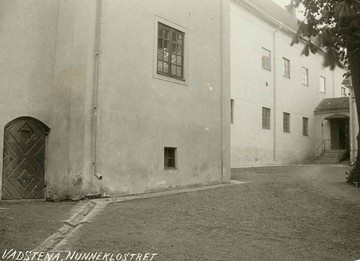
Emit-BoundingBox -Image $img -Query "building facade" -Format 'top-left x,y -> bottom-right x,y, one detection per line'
230,0 -> 351,167
1,0 -> 355,200
0,0 -> 231,199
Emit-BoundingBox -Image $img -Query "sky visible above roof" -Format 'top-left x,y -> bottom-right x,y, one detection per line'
272,0 -> 290,8
241,0 -> 299,30
273,0 -> 306,20
238,0 -> 305,32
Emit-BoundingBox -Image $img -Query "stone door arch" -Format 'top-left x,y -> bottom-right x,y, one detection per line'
2,117 -> 50,199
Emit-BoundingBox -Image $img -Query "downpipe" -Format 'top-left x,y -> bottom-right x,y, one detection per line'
93,0 -> 102,180
273,23 -> 282,162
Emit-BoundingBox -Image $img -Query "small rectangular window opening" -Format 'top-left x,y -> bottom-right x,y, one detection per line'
303,117 -> 309,136
320,76 -> 326,93
341,87 -> 347,97
283,112 -> 290,133
262,107 -> 271,129
302,67 -> 309,86
164,147 -> 177,169
283,58 -> 290,78
262,48 -> 271,71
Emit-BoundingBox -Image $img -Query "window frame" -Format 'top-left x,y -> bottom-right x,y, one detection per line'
320,76 -> 326,93
262,107 -> 271,130
164,147 -> 177,170
302,67 -> 309,86
262,48 -> 271,71
341,87 -> 347,97
283,58 -> 290,78
154,16 -> 188,86
302,117 -> 309,136
157,22 -> 184,80
283,112 -> 290,133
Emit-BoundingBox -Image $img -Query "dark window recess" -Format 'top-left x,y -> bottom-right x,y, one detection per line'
164,147 -> 176,169
303,117 -> 309,136
283,112 -> 290,133
157,23 -> 185,80
262,107 -> 271,129
283,58 -> 290,78
262,48 -> 271,71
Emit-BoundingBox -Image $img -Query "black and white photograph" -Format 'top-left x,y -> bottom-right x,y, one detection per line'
1,0 -> 360,260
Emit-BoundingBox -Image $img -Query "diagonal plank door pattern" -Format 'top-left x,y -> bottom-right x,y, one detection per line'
2,118 -> 47,199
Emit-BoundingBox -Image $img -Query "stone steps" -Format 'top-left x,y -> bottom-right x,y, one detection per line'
315,150 -> 347,163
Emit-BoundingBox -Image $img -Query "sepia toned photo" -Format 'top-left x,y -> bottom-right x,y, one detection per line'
1,0 -> 360,260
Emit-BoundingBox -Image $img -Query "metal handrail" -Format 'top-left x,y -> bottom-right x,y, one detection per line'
316,139 -> 330,157
316,140 -> 325,157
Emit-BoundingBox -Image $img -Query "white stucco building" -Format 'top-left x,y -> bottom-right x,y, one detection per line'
230,0 -> 351,167
0,0 -> 355,200
0,0 -> 231,200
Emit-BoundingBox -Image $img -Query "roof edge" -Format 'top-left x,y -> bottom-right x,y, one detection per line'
232,0 -> 297,35
232,0 -> 327,56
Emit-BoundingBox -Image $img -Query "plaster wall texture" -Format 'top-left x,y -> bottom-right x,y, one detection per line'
0,0 -> 58,197
45,0 -> 97,197
94,0 -> 229,196
0,0 -> 230,199
230,1 -> 347,167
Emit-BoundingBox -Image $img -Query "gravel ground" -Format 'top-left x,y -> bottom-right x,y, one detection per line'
0,200 -> 76,253
61,165 -> 360,261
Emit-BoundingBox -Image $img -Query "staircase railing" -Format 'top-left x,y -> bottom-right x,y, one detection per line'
316,139 -> 331,157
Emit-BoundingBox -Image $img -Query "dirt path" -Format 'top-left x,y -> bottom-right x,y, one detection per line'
57,165 -> 360,261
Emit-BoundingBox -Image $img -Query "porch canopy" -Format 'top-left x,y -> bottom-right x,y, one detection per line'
314,97 -> 349,114
324,113 -> 349,120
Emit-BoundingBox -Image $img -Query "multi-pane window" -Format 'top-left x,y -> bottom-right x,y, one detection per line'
164,147 -> 177,169
262,107 -> 271,129
283,112 -> 290,133
231,99 -> 234,124
157,23 -> 184,79
320,76 -> 326,93
302,67 -> 309,86
302,117 -> 309,136
283,58 -> 290,78
262,48 -> 271,71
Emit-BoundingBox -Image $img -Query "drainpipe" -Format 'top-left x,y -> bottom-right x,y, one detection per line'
273,24 -> 282,163
332,70 -> 335,97
93,0 -> 102,180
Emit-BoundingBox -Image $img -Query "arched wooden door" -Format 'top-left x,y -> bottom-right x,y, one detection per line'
2,117 -> 50,199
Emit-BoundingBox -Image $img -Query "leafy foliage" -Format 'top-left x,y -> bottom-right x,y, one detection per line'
291,0 -> 360,72
291,0 -> 360,185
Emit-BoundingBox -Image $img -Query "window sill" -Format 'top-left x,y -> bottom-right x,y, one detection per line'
165,167 -> 177,170
154,73 -> 187,86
